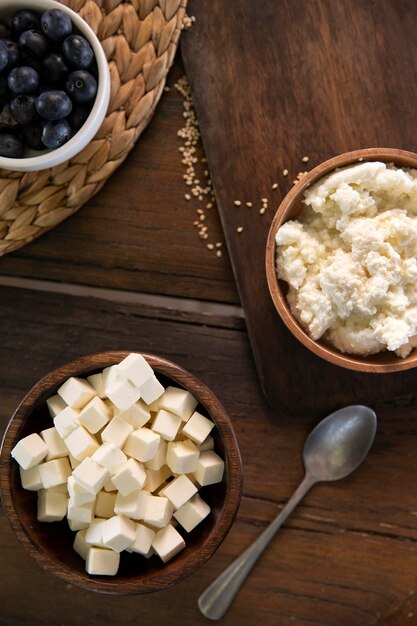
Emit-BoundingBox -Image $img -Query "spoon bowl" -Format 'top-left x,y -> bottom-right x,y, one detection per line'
304,405 -> 377,482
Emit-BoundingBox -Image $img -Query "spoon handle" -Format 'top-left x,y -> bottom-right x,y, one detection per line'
198,474 -> 315,621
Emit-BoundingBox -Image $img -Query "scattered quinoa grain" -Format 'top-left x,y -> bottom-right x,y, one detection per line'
283,169 -> 288,176
237,226 -> 244,233
272,183 -> 278,190
215,242 -> 222,248
234,200 -> 242,206
216,250 -> 222,257
302,156 -> 309,163
261,197 -> 268,203
207,243 -> 214,250
259,207 -> 266,215
185,194 -> 191,200
246,201 -> 253,207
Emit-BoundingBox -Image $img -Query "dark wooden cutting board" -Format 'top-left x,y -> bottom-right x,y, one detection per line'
181,0 -> 417,417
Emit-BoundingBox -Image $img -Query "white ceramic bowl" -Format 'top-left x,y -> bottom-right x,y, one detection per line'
0,0 -> 110,171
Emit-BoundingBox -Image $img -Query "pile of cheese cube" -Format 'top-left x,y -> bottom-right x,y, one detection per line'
11,353 -> 225,576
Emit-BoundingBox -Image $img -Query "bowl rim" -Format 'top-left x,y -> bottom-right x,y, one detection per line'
266,147 -> 417,373
0,351 -> 243,594
0,0 -> 111,172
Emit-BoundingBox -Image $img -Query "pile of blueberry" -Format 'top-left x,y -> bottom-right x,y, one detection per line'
0,8 -> 98,158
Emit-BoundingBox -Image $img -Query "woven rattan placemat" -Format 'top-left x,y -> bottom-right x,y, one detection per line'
0,0 -> 187,256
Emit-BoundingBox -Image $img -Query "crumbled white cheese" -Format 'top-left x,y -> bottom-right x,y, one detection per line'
276,162 -> 417,356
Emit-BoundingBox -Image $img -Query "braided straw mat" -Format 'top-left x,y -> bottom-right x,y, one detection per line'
0,0 -> 188,256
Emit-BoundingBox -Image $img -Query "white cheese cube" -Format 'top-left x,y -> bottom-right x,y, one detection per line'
67,475 -> 96,505
68,517 -> 89,531
152,524 -> 185,562
64,426 -> 99,462
40,426 -> 68,460
138,374 -> 165,405
53,406 -> 80,439
73,529 -> 89,559
37,491 -> 67,522
160,475 -> 198,510
199,434 -> 215,452
79,397 -> 111,434
85,518 -> 107,547
106,378 -> 141,411
102,514 -> 136,552
19,464 -> 43,491
158,386 -> 198,421
95,491 -> 117,518
130,523 -> 155,555
124,428 -> 160,463
11,433 -> 48,470
116,401 -> 151,429
143,465 -> 171,493
67,499 -> 94,525
181,411 -> 215,445
86,547 -> 120,576
87,373 -> 106,399
46,394 -> 66,417
101,416 -> 133,448
143,495 -> 173,528
166,440 -> 199,474
151,409 -> 182,441
39,457 -> 71,488
194,451 -> 225,486
144,438 -> 167,471
92,442 -> 127,474
112,458 -> 147,496
114,489 -> 143,519
47,483 -> 69,494
102,365 -> 121,393
174,493 -> 211,532
117,353 -> 153,387
69,453 -> 80,469
58,377 -> 96,409
72,457 -> 109,495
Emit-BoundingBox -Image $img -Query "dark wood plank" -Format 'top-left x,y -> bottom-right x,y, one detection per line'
2,286 -> 417,623
181,0 -> 417,413
0,61 -> 239,305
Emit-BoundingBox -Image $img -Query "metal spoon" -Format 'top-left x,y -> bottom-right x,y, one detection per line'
198,405 -> 377,620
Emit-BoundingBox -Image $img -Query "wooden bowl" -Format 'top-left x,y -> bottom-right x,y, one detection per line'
266,148 -> 417,373
0,351 -> 242,594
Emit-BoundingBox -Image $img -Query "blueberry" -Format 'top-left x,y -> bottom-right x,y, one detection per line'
8,67 -> 40,94
35,90 -> 72,120
0,133 -> 24,158
62,35 -> 93,69
42,53 -> 68,84
41,9 -> 72,42
10,94 -> 38,125
21,123 -> 45,150
42,119 -> 71,148
66,70 -> 97,104
3,39 -> 20,70
0,40 -> 8,71
67,104 -> 90,131
19,30 -> 49,57
0,22 -> 12,39
12,10 -> 40,34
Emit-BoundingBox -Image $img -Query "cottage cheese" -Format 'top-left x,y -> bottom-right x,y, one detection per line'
275,161 -> 417,357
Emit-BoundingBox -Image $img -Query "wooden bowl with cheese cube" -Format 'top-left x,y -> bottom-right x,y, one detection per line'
0,351 -> 243,594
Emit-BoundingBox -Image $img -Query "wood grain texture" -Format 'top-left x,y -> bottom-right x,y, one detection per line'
0,351 -> 242,594
2,287 -> 417,623
0,61 -> 239,305
181,0 -> 417,412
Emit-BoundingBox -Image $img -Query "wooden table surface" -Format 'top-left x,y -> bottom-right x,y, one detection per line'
2,6 -> 417,625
